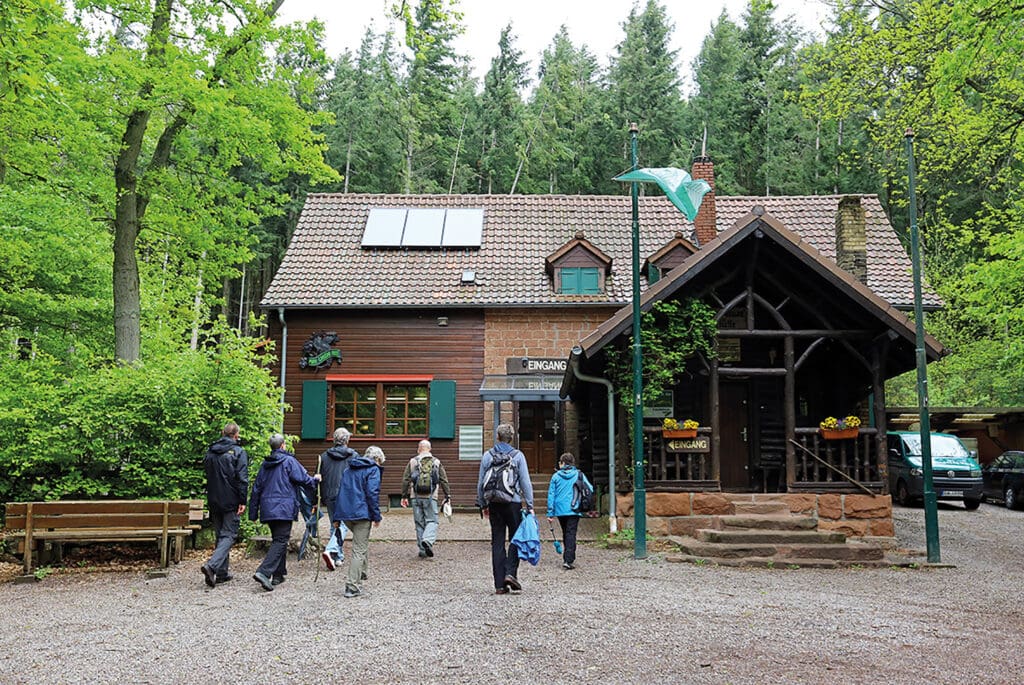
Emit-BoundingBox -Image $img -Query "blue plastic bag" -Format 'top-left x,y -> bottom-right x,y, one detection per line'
511,511 -> 541,566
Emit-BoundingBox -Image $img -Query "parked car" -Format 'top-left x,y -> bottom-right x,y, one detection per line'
887,431 -> 983,509
982,450 -> 1024,510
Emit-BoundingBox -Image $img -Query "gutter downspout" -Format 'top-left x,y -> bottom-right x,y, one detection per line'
569,346 -> 617,533
277,307 -> 287,430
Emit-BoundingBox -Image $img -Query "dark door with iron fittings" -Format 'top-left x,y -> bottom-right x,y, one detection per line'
518,402 -> 558,479
719,382 -> 752,490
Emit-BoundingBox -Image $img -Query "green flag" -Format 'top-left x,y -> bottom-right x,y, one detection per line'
613,167 -> 712,221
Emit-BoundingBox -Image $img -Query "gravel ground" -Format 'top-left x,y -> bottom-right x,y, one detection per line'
0,503 -> 1020,684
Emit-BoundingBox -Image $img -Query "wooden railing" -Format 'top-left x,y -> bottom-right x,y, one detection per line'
791,427 -> 882,491
641,426 -> 717,492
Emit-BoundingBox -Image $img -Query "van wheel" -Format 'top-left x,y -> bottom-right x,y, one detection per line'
963,497 -> 981,510
896,480 -> 914,507
1006,486 -> 1019,510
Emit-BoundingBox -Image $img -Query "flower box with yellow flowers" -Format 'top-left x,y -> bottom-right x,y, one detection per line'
662,418 -> 699,439
819,415 -> 861,440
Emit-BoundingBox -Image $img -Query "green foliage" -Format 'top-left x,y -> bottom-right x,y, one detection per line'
0,320 -> 283,506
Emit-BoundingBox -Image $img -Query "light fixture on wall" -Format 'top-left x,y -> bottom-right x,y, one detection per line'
437,316 -> 449,327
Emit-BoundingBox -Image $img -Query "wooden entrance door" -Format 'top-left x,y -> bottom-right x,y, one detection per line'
518,402 -> 558,478
719,383 -> 752,490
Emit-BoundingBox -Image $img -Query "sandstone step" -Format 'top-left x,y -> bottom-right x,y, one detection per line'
776,541 -> 885,562
666,554 -> 840,569
731,501 -> 791,515
696,528 -> 846,545
716,514 -> 818,531
667,538 -> 778,559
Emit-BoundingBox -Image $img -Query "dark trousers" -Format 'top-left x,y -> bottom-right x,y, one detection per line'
488,502 -> 522,589
206,509 -> 239,577
255,520 -> 292,579
558,515 -> 580,565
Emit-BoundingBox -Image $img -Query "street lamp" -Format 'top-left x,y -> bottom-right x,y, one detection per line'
613,123 -> 711,559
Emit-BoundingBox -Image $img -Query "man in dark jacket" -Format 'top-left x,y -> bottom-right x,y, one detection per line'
334,445 -> 385,598
248,434 -> 321,591
201,422 -> 249,588
319,427 -> 357,570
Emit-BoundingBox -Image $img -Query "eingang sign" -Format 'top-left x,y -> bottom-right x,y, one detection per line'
506,357 -> 567,375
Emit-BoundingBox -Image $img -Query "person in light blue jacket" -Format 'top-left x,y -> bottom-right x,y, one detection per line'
546,453 -> 592,570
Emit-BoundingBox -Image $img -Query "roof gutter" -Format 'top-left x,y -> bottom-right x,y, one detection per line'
568,346 -> 617,533
277,307 -> 287,430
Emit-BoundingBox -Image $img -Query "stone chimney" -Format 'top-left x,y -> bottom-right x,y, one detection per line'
836,196 -> 867,284
691,156 -> 717,248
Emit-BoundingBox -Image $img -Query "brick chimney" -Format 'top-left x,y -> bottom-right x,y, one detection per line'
691,156 -> 717,248
836,195 -> 867,284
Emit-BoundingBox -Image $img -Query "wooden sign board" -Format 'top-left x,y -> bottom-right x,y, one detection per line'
665,436 -> 711,453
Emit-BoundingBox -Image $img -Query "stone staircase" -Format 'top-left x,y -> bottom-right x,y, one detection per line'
665,499 -> 891,569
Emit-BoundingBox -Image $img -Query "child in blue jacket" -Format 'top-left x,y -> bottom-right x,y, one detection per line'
546,453 -> 592,569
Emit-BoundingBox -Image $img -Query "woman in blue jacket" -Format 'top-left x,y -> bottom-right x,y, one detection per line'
334,445 -> 385,598
248,434 -> 320,591
546,453 -> 592,569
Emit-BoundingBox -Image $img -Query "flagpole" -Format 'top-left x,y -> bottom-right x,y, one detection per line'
629,123 -> 647,559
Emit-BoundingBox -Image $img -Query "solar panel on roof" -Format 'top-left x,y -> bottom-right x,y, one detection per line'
442,208 -> 484,247
403,208 -> 446,247
362,208 -> 407,247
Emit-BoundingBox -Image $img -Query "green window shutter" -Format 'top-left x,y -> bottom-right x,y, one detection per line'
647,263 -> 660,284
559,267 -> 579,294
301,380 -> 328,439
581,267 -> 600,293
428,380 -> 456,439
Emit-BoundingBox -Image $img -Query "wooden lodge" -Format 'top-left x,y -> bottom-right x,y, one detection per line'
260,158 -> 942,523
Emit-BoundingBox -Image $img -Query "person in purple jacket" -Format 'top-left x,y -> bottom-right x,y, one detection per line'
248,434 -> 321,591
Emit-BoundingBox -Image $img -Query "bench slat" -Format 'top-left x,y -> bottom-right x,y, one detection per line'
6,500 -> 189,516
5,512 -> 189,530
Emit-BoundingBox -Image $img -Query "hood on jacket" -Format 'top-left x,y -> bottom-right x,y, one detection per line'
262,448 -> 292,467
554,466 -> 579,481
323,446 -> 357,461
347,455 -> 378,470
208,436 -> 238,456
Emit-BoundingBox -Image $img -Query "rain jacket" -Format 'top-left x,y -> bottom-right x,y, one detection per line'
248,448 -> 318,523
511,512 -> 541,565
204,437 -> 249,513
318,445 -> 358,508
546,466 -> 593,518
475,442 -> 534,509
333,455 -> 382,523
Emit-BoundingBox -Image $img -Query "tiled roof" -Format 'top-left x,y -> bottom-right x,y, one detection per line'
260,193 -> 940,310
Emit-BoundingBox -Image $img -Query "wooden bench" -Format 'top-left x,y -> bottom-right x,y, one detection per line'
4,500 -> 195,575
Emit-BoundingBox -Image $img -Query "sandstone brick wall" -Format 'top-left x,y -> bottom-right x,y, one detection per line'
615,492 -> 894,539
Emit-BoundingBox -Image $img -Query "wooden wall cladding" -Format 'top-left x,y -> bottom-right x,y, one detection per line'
270,309 -> 486,504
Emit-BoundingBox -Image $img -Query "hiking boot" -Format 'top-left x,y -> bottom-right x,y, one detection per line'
216,573 -> 234,583
271,575 -> 286,586
503,575 -> 521,591
253,572 -> 274,592
495,587 -> 510,595
343,586 -> 361,598
321,551 -> 336,571
423,541 -> 434,557
200,565 -> 216,588
562,562 -> 575,570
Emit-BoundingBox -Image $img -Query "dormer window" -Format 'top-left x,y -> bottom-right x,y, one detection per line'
545,231 -> 612,295
644,231 -> 697,284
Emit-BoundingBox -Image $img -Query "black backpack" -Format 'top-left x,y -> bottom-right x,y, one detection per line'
571,473 -> 594,513
481,449 -> 519,504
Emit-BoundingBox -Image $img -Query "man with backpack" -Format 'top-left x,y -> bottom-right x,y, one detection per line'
546,452 -> 593,570
400,439 -> 451,558
201,422 -> 249,588
476,423 -> 534,595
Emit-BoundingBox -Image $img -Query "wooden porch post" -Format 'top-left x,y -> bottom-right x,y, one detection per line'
710,356 -> 720,482
784,335 -> 796,488
872,340 -> 889,492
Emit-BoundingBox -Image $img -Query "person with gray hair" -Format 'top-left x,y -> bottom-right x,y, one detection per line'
319,427 -> 358,570
248,433 -> 321,591
334,445 -> 385,598
477,423 -> 534,595
400,439 -> 451,558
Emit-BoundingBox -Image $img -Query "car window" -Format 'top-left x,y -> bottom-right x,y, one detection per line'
902,434 -> 969,458
1013,454 -> 1024,469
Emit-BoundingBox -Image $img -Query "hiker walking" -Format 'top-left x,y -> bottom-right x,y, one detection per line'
248,434 -> 321,591
334,445 -> 386,598
319,428 -> 357,571
476,423 -> 534,595
400,439 -> 451,558
201,422 -> 250,588
547,452 -> 592,569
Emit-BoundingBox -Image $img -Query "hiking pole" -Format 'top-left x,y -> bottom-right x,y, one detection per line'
548,520 -> 564,554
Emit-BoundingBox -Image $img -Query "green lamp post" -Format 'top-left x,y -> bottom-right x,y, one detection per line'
613,123 -> 711,559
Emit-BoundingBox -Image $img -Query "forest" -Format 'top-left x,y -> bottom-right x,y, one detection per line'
2,0 -> 1023,504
